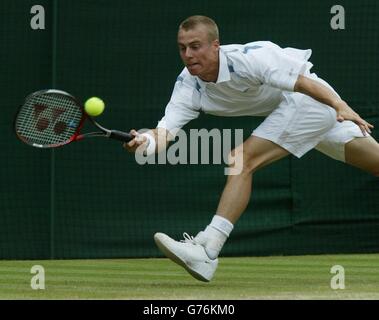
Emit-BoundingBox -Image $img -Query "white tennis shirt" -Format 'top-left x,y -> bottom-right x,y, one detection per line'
157,41 -> 313,136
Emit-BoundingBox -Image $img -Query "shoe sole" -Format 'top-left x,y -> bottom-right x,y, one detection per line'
154,235 -> 211,282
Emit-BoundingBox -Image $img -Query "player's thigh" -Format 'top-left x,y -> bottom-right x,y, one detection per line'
232,135 -> 290,173
345,136 -> 379,175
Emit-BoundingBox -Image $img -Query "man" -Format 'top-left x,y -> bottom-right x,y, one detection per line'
124,15 -> 379,282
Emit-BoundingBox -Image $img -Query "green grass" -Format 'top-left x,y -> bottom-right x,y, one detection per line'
0,254 -> 378,299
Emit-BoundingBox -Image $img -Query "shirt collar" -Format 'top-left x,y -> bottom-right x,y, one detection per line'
195,48 -> 231,88
216,48 -> 231,83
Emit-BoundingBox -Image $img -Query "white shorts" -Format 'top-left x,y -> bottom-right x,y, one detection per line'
252,76 -> 367,162
314,120 -> 366,162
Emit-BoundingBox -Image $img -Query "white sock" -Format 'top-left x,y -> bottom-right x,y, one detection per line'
201,215 -> 234,259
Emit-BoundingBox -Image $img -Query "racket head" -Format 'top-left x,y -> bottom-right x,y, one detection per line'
14,89 -> 86,148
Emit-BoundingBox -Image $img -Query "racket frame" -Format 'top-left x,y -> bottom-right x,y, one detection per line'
14,89 -> 133,148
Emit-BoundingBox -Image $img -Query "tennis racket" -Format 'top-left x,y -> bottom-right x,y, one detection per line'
14,89 -> 134,148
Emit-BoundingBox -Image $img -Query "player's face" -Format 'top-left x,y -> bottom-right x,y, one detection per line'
178,25 -> 220,82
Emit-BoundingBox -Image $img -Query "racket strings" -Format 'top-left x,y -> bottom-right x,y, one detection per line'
16,93 -> 83,147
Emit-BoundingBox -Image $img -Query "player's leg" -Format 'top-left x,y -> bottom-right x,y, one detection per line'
216,135 -> 290,224
344,136 -> 379,176
306,74 -> 379,174
154,93 -> 336,282
154,136 -> 289,282
315,119 -> 379,176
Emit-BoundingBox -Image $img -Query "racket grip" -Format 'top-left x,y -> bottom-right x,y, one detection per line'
109,130 -> 134,142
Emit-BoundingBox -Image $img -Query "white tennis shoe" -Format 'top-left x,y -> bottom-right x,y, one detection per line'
154,232 -> 218,282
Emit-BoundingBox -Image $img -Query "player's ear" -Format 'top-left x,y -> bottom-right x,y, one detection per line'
212,39 -> 220,49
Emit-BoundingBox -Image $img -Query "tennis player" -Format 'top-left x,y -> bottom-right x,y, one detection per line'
124,15 -> 379,282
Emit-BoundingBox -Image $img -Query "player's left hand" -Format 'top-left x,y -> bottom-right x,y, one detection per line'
334,100 -> 374,136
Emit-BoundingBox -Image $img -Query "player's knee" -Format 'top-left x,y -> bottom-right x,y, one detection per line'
227,147 -> 260,175
227,148 -> 244,175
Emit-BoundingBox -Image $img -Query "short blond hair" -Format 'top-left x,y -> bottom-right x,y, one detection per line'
178,15 -> 219,42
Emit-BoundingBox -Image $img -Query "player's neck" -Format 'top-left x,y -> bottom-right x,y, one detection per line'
198,61 -> 219,83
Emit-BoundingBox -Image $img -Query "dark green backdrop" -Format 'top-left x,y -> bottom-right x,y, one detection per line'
1,0 -> 378,259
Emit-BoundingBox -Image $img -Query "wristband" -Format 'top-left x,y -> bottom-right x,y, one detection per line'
139,133 -> 156,156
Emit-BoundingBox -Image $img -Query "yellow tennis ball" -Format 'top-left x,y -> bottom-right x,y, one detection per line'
84,97 -> 105,117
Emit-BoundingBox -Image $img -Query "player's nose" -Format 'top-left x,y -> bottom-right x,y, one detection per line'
184,47 -> 194,58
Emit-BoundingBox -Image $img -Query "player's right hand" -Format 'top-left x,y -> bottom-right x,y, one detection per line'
123,129 -> 147,153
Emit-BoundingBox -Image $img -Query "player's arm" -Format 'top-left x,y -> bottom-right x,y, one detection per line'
124,69 -> 199,155
294,74 -> 373,135
123,127 -> 172,154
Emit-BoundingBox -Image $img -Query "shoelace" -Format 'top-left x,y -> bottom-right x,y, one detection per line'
180,232 -> 197,245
